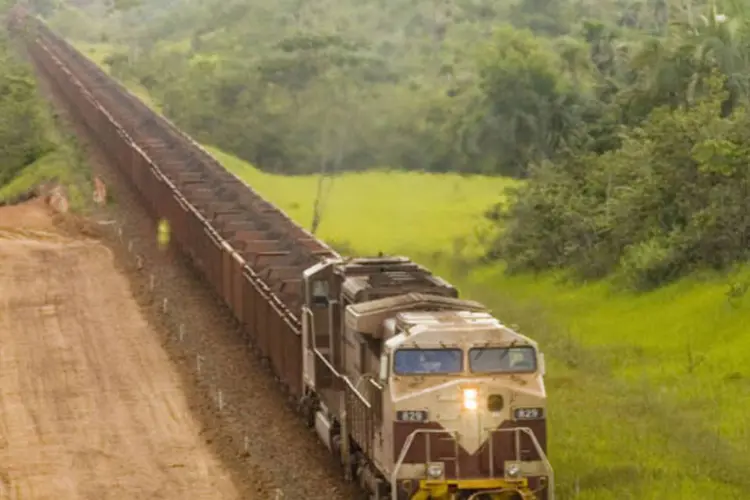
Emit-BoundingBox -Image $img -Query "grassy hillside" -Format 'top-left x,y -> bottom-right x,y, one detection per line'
0,95 -> 93,208
0,141 -> 93,210
0,89 -> 93,208
71,41 -> 750,499
0,20 -> 91,209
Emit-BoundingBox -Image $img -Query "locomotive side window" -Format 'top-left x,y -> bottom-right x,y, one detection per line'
310,280 -> 329,307
469,346 -> 537,373
393,348 -> 463,375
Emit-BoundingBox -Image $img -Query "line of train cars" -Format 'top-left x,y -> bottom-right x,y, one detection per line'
11,10 -> 554,500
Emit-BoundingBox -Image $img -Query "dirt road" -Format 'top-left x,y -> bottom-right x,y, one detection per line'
0,200 -> 239,499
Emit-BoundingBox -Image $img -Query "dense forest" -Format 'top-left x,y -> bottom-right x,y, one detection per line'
0,3 -> 50,188
36,0 -> 750,290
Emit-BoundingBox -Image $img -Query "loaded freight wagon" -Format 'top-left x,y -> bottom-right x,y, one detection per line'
9,10 -> 554,499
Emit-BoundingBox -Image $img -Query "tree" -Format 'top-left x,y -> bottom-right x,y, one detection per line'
464,26 -> 583,175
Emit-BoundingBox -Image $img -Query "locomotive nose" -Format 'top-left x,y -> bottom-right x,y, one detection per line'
432,384 -> 511,455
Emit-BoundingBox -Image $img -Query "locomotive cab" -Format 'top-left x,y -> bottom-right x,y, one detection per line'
373,310 -> 553,500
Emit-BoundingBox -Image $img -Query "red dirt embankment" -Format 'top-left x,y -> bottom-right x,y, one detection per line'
0,199 -> 240,499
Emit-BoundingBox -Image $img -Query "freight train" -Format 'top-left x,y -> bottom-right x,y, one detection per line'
9,10 -> 555,500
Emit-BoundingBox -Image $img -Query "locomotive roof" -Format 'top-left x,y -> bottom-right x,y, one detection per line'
397,310 -> 500,328
385,310 -> 537,348
344,292 -> 486,339
336,257 -> 458,302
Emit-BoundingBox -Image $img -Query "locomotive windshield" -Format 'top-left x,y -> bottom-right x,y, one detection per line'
394,348 -> 463,375
469,346 -> 537,373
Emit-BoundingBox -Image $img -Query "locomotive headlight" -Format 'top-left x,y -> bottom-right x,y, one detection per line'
506,463 -> 521,478
426,463 -> 444,479
463,388 -> 478,410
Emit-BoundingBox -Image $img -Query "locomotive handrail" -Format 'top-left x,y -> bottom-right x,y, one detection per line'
487,427 -> 555,500
351,375 -> 384,415
390,427 -> 555,500
354,374 -> 383,394
303,306 -> 373,405
344,377 -> 372,409
303,306 -> 342,373
390,428 -> 460,500
303,306 -> 315,337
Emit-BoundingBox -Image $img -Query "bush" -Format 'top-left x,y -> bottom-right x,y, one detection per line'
0,32 -> 52,187
496,74 -> 750,289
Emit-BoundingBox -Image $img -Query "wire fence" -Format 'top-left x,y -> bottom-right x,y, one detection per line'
109,218 -> 286,500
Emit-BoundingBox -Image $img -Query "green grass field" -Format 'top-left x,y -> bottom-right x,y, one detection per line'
40,41 -> 750,499
209,147 -> 516,257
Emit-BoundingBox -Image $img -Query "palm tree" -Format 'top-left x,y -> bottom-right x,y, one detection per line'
627,0 -> 750,115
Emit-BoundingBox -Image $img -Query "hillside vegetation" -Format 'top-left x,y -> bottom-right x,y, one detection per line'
22,0 -> 750,497
0,16 -> 50,189
0,2 -> 91,206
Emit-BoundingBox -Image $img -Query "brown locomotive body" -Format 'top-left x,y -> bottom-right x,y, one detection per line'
10,11 -> 554,500
302,257 -> 553,499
